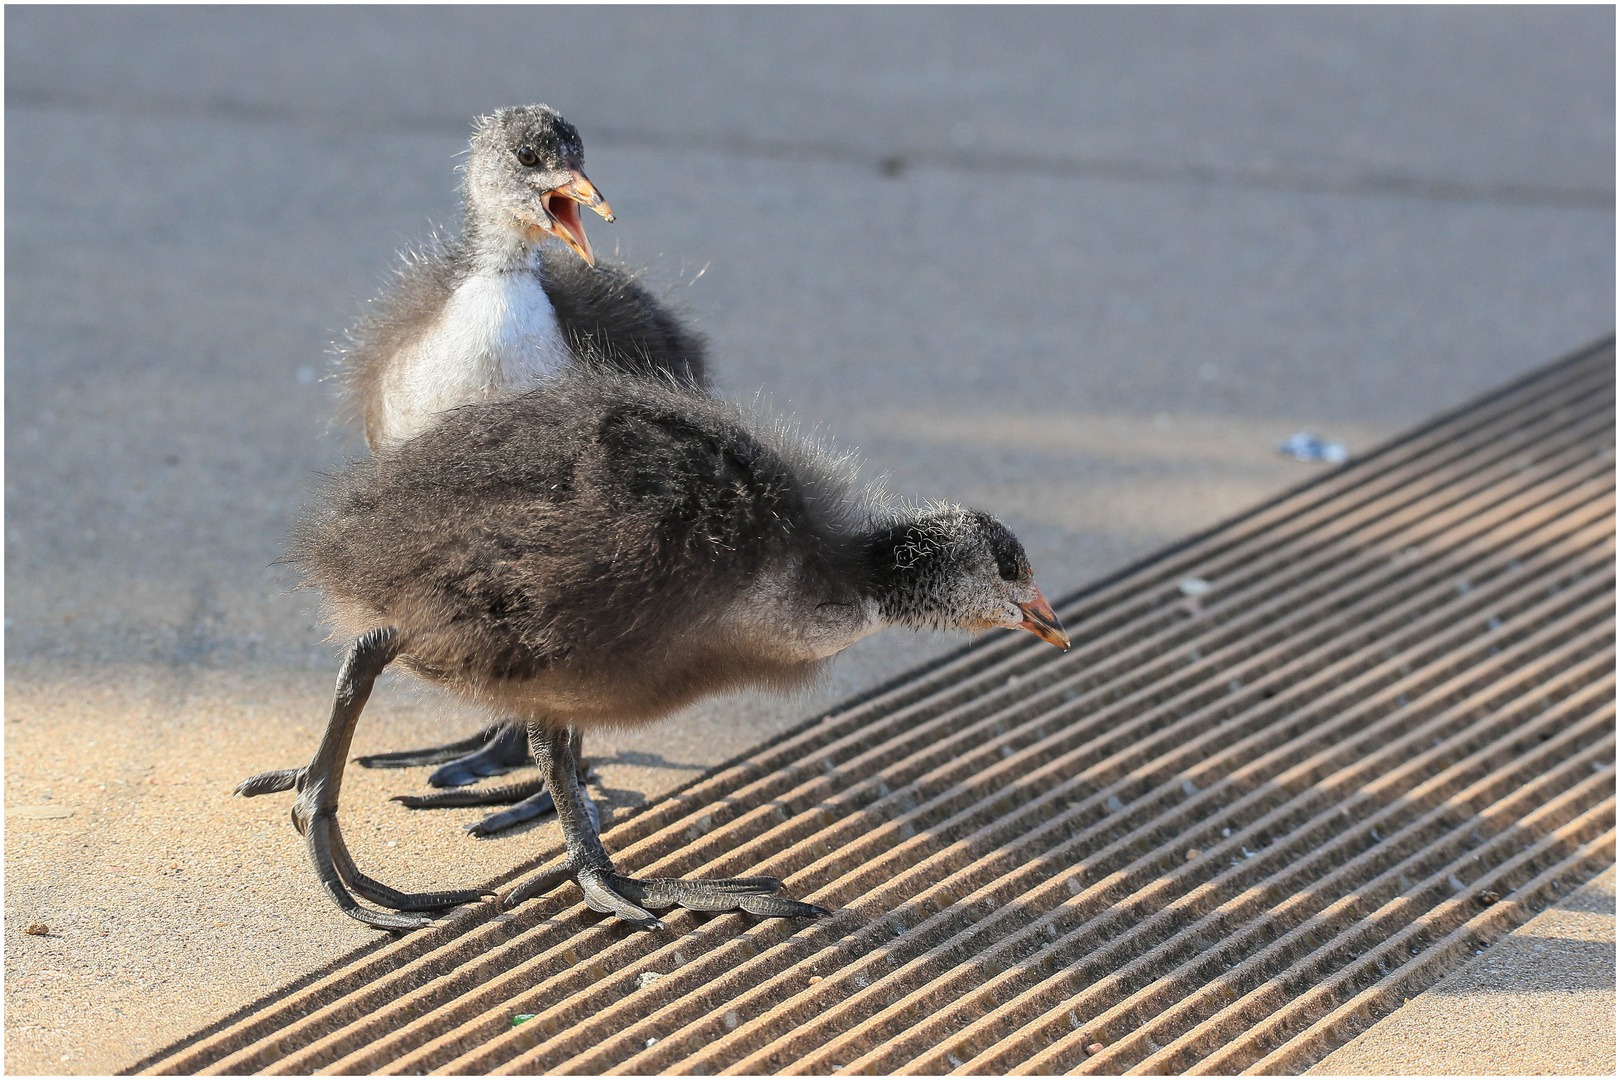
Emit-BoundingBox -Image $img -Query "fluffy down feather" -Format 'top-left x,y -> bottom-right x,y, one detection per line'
337,239 -> 707,446
291,371 -> 878,728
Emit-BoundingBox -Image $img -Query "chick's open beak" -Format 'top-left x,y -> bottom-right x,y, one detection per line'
1017,587 -> 1070,651
535,169 -> 614,267
559,170 -> 615,223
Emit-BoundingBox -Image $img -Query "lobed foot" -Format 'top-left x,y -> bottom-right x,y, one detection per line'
354,723 -> 532,787
509,725 -> 830,931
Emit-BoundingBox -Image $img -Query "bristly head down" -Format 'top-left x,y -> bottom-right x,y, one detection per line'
463,104 -> 615,266
866,506 -> 1069,649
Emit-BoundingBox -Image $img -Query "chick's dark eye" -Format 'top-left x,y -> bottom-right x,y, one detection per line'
997,557 -> 1021,582
516,147 -> 539,167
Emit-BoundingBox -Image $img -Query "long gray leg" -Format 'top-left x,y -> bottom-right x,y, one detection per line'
236,628 -> 486,929
503,724 -> 828,929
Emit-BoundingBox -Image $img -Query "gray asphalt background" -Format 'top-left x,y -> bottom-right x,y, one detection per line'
4,6 -> 1613,1073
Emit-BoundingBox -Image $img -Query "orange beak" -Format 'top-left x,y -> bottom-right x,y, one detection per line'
534,169 -> 614,266
1016,587 -> 1070,650
558,169 -> 615,223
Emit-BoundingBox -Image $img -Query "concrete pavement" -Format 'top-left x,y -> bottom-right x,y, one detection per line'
1314,867 -> 1616,1076
4,7 -> 1613,1073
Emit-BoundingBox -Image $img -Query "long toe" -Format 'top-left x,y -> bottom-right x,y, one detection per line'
737,894 -> 833,919
306,810 -> 452,933
427,755 -> 514,787
465,788 -> 560,837
325,814 -> 493,917
501,860 -> 576,909
427,726 -> 534,787
344,874 -> 492,912
347,907 -> 438,931
631,876 -> 784,904
235,768 -> 301,798
354,725 -> 506,770
612,875 -> 826,918
392,777 -> 545,812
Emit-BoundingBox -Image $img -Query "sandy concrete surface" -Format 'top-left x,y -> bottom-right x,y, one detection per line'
1314,867 -> 1617,1076
4,7 -> 1613,1075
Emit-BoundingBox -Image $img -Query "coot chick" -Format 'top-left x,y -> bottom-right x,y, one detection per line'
341,103 -> 706,448
339,104 -> 708,825
239,371 -> 1068,930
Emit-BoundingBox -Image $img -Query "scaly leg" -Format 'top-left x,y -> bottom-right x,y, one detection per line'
235,628 -> 490,930
502,725 -> 828,929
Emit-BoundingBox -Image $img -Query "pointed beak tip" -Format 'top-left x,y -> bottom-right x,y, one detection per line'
562,169 -> 615,223
558,221 -> 595,266
1016,589 -> 1069,651
1020,620 -> 1071,651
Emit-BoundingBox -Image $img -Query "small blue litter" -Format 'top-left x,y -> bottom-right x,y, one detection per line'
1278,431 -> 1349,464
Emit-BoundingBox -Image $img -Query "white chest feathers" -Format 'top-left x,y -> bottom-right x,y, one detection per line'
378,269 -> 572,445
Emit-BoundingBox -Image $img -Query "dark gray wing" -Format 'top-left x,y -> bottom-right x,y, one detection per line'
540,249 -> 709,389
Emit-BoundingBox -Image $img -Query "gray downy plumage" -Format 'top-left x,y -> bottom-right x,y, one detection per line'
239,369 -> 1070,930
339,104 -> 707,450
329,104 -> 709,818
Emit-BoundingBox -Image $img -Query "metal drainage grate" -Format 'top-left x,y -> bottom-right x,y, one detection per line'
135,340 -> 1615,1077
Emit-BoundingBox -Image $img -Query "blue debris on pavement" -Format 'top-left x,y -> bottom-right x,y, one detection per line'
1278,431 -> 1350,464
